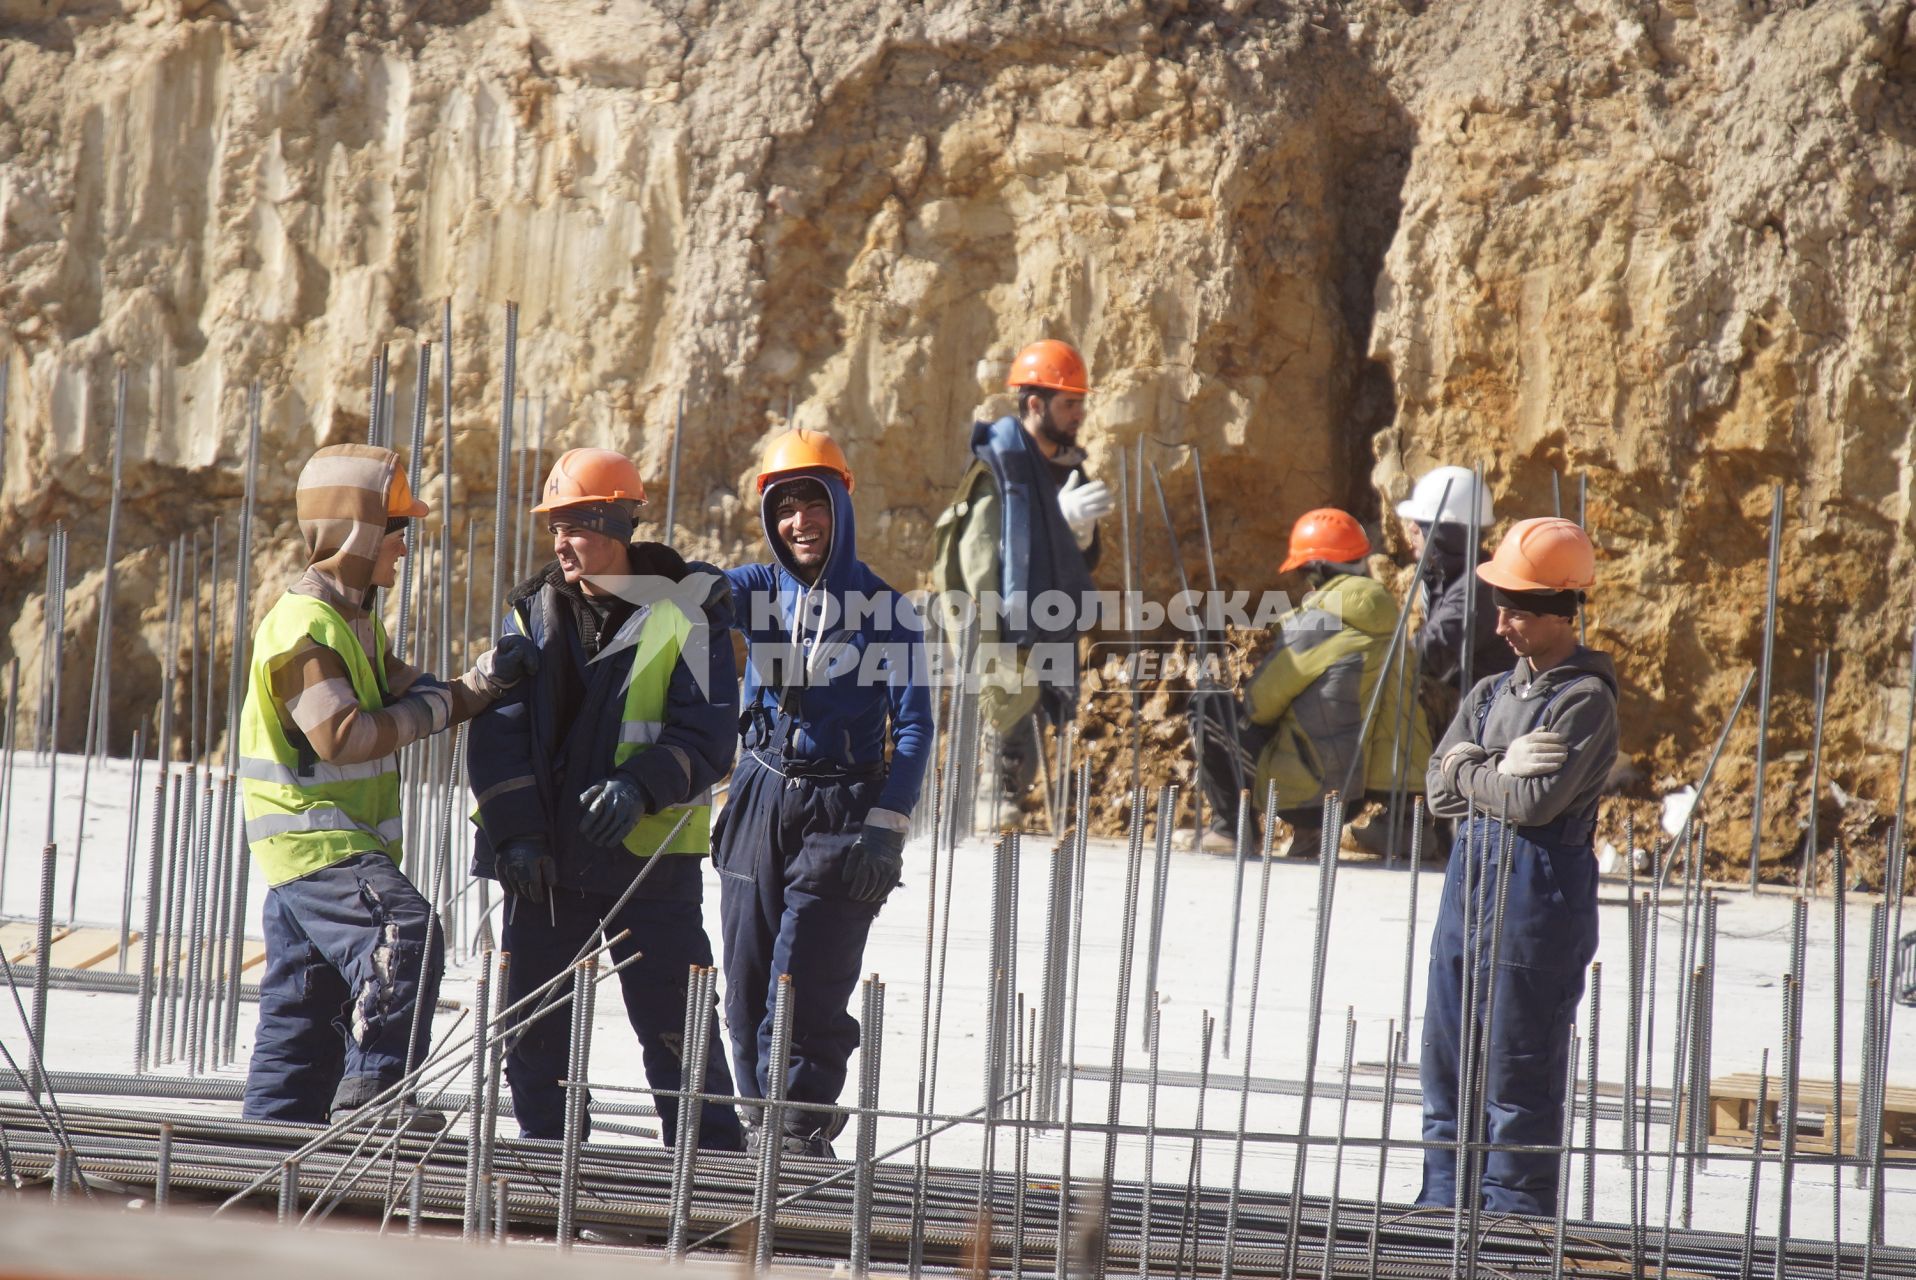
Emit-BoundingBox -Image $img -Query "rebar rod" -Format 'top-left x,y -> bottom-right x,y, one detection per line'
1396,796 -> 1428,1064
463,949 -> 493,1241
754,974 -> 796,1273
1802,652 -> 1832,893
555,958 -> 594,1251
397,341 -> 432,661
1322,1009 -> 1359,1278
1222,784 -> 1277,1280
1096,787 -> 1152,1273
1141,785 -> 1177,1051
1222,789 -> 1252,1058
0,659 -> 18,909
489,301 -> 519,633
1748,485 -> 1784,890
115,733 -> 145,968
71,365 -> 130,920
1284,789 -> 1346,1279
664,389 -> 684,540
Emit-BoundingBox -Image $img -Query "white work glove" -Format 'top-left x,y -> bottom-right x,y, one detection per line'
1498,729 -> 1570,778
1057,470 -> 1113,549
1439,741 -> 1488,791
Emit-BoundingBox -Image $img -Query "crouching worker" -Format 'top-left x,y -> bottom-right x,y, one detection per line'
468,447 -> 746,1151
1417,516 -> 1618,1217
240,445 -> 537,1125
1189,508 -> 1431,857
718,429 -> 933,1157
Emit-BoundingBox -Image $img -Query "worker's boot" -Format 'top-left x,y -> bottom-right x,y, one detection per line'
330,1075 -> 447,1134
1198,824 -> 1238,855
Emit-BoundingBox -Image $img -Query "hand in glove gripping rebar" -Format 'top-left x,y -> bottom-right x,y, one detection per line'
1057,470 -> 1113,549
579,777 -> 646,846
1498,729 -> 1570,778
842,809 -> 908,904
496,835 -> 558,903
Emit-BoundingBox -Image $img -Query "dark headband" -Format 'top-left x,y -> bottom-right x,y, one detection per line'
1491,584 -> 1582,619
549,500 -> 635,543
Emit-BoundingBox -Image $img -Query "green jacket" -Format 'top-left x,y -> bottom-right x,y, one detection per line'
1246,573 -> 1431,812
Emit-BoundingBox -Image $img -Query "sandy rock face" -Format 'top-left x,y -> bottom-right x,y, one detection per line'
2,0 -> 1913,881
1369,0 -> 1916,879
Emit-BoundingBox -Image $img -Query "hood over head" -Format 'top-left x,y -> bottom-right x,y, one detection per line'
295,444 -> 408,608
761,468 -> 858,596
1309,572 -> 1400,637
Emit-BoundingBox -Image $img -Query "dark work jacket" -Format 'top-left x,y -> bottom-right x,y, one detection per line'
1411,525 -> 1514,691
467,543 -> 740,900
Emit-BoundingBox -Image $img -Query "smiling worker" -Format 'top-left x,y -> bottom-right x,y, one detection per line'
1417,516 -> 1618,1218
717,428 -> 933,1157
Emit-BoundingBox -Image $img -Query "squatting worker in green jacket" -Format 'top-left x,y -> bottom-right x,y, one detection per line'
1188,508 -> 1432,856
238,444 -> 538,1126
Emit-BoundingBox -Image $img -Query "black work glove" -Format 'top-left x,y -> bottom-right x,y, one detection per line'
842,812 -> 907,904
579,777 -> 646,846
480,634 -> 541,687
496,835 -> 557,903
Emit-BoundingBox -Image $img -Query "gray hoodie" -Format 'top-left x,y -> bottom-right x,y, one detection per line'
1425,646 -> 1619,830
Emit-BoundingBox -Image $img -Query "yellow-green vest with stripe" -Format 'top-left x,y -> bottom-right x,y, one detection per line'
505,595 -> 711,858
239,594 -> 404,886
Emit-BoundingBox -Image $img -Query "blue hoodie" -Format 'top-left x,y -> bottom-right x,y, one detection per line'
725,470 -> 933,817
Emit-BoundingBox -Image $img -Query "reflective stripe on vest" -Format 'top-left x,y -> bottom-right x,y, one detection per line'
238,594 -> 404,886
614,601 -> 711,859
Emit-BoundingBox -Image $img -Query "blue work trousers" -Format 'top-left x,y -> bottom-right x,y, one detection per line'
1418,814 -> 1598,1217
499,883 -> 745,1150
243,851 -> 443,1124
714,752 -> 884,1140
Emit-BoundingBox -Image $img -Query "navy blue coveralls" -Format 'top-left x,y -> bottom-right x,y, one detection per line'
468,544 -> 745,1149
1418,655 -> 1616,1216
718,470 -> 933,1143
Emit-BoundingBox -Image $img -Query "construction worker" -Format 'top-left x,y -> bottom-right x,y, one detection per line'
1397,465 -> 1513,736
1188,508 -> 1431,856
239,444 -> 538,1125
466,447 -> 745,1151
1418,516 -> 1618,1217
716,428 -> 933,1156
929,339 -> 1110,801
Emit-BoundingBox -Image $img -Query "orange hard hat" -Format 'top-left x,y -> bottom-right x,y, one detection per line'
387,462 -> 429,519
1280,508 -> 1371,573
531,447 -> 647,513
1005,340 -> 1090,395
1476,517 -> 1595,592
756,427 -> 855,495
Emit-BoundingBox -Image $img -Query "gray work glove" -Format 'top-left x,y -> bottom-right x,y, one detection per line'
496,835 -> 558,903
478,634 -> 541,688
842,809 -> 908,904
579,777 -> 646,846
1498,729 -> 1570,778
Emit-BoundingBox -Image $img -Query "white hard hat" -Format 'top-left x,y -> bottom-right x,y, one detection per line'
1394,464 -> 1494,527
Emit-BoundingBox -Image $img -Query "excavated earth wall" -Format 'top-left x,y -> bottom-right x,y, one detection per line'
3,0 -> 1915,884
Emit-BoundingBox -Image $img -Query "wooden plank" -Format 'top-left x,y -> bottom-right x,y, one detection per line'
3,924 -> 74,963
45,928 -> 127,970
1710,1073 -> 1916,1115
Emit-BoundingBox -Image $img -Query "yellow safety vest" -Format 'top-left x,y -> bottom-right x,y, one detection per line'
238,594 -> 404,886
608,598 -> 712,857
